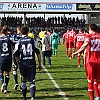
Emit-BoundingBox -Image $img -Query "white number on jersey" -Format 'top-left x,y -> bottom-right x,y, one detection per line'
65,34 -> 68,38
69,32 -> 73,37
77,36 -> 84,41
22,43 -> 33,56
91,39 -> 100,51
2,43 -> 8,52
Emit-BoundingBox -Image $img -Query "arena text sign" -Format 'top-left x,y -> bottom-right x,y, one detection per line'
7,3 -> 42,10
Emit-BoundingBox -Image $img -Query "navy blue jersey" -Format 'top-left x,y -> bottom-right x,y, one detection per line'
9,33 -> 22,44
14,36 -> 40,67
0,35 -> 13,63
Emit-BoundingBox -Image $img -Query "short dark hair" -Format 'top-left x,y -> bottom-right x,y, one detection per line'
97,26 -> 100,33
89,24 -> 97,32
1,27 -> 8,34
21,27 -> 29,35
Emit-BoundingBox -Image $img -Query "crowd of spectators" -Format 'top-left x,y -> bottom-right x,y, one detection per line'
0,16 -> 86,29
0,16 -> 87,40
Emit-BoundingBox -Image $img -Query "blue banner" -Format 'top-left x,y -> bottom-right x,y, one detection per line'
46,4 -> 73,10
0,4 -> 4,10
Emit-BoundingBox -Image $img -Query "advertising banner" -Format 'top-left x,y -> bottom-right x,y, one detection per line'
46,4 -> 76,11
76,3 -> 100,11
0,2 -> 76,12
0,3 -> 46,11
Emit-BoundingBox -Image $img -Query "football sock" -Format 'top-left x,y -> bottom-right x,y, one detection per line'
66,48 -> 68,56
21,82 -> 27,100
52,48 -> 54,55
97,82 -> 100,96
88,82 -> 94,100
78,55 -> 80,66
94,80 -> 99,98
13,70 -> 18,84
0,73 -> 4,84
30,83 -> 36,98
55,49 -> 58,55
5,75 -> 10,90
69,49 -> 72,58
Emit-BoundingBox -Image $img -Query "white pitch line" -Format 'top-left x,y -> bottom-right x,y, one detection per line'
43,66 -> 68,100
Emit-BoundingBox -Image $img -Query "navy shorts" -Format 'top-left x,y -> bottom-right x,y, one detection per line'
0,62 -> 12,72
20,66 -> 36,82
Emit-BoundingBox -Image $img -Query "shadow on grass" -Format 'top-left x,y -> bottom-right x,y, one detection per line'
37,69 -> 85,74
0,97 -> 23,100
36,87 -> 87,92
41,65 -> 83,69
0,94 -> 85,100
35,94 -> 85,100
36,77 -> 86,82
0,87 -> 87,100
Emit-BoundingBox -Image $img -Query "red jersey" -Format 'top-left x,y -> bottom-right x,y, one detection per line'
63,32 -> 69,43
47,32 -> 51,36
68,31 -> 76,42
74,32 -> 85,48
85,33 -> 100,64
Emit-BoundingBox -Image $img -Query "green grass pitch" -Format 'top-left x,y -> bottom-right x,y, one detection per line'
0,44 -> 90,100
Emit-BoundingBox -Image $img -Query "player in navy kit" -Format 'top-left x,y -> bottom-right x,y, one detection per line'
12,26 -> 22,90
0,26 -> 14,94
14,27 -> 42,100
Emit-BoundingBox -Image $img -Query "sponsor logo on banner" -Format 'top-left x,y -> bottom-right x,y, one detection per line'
0,4 -> 4,10
76,3 -> 100,11
46,4 -> 73,10
7,3 -> 41,10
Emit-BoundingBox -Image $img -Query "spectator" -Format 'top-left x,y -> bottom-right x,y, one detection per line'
41,31 -> 52,67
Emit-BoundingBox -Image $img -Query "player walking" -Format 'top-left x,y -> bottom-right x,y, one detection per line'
14,26 -> 42,100
74,27 -> 85,67
50,28 -> 60,56
68,28 -> 76,59
72,24 -> 100,100
63,28 -> 70,56
0,26 -> 14,94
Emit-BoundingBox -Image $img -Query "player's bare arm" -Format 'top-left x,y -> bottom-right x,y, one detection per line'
15,57 -> 20,69
37,54 -> 42,71
72,42 -> 89,57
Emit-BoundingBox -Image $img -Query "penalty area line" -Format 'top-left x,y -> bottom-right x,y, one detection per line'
43,66 -> 68,100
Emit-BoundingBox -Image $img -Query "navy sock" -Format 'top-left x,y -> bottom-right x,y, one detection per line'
21,82 -> 27,99
30,83 -> 36,98
0,73 -> 4,84
5,75 -> 10,90
13,70 -> 18,84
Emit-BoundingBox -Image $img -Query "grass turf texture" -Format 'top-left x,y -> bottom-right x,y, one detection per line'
0,44 -> 89,100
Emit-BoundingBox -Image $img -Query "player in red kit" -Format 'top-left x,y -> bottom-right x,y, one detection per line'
72,24 -> 100,100
68,28 -> 76,59
63,28 -> 70,56
74,27 -> 85,67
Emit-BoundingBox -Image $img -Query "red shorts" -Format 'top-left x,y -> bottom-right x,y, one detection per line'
76,43 -> 83,49
86,62 -> 100,80
77,46 -> 84,54
69,41 -> 74,48
65,42 -> 69,49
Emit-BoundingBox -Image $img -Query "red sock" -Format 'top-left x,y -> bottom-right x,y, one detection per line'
78,55 -> 80,66
88,82 -> 94,100
98,82 -> 100,96
94,80 -> 99,98
69,50 -> 72,58
66,48 -> 68,56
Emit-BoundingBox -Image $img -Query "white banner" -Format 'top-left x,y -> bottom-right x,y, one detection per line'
0,2 -> 76,12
